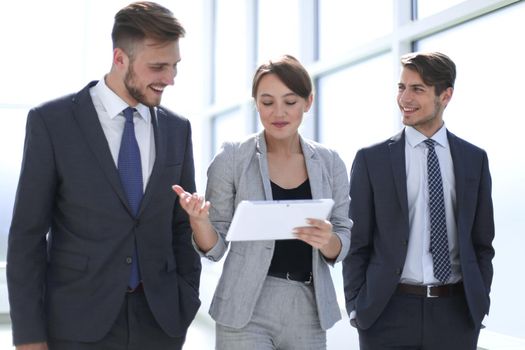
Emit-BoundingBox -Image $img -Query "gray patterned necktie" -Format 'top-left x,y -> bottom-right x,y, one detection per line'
424,139 -> 451,284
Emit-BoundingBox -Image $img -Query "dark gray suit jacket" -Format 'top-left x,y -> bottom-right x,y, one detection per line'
7,81 -> 201,345
342,129 -> 495,330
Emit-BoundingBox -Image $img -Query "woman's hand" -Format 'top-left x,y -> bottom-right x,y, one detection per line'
294,218 -> 341,260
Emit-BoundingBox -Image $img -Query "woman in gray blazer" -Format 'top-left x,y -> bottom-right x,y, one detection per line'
174,55 -> 352,350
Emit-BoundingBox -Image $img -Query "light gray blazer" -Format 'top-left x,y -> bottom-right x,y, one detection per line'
195,131 -> 352,330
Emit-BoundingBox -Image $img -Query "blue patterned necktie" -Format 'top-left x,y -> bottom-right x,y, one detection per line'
424,139 -> 451,284
118,107 -> 143,289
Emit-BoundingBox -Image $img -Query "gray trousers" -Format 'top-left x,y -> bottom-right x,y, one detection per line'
216,275 -> 326,350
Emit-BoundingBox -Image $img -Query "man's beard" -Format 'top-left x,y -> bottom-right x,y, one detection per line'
124,65 -> 157,107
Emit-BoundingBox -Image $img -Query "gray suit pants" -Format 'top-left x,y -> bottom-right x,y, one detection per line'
216,275 -> 326,350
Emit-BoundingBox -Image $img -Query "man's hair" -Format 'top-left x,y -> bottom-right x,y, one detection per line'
400,52 -> 456,96
252,55 -> 313,100
112,1 -> 185,58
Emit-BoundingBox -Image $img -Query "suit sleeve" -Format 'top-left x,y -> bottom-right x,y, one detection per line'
326,150 -> 352,265
7,109 -> 55,345
171,121 -> 201,291
472,151 -> 495,293
342,149 -> 374,315
199,142 -> 235,261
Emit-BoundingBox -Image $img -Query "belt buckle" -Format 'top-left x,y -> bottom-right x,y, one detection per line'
286,272 -> 313,285
426,285 -> 438,298
285,272 -> 293,282
305,273 -> 313,285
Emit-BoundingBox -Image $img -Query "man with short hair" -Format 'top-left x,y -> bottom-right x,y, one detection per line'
343,51 -> 495,350
7,2 -> 201,349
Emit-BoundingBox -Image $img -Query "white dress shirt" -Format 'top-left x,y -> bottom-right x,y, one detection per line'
401,125 -> 461,285
89,78 -> 155,191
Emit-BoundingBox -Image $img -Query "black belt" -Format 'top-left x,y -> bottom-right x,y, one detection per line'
396,282 -> 463,298
268,271 -> 313,284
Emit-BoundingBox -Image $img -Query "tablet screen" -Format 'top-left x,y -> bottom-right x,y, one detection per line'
225,199 -> 334,241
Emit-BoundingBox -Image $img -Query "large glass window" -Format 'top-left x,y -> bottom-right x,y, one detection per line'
0,1 -> 87,106
212,108 -> 248,155
416,0 -> 466,19
214,0 -> 250,104
417,1 -> 525,338
318,2 -> 393,60
257,0 -> 302,62
318,53 -> 397,169
0,109 -> 28,261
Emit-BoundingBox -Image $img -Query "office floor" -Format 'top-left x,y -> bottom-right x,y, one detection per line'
0,322 -> 213,349
0,316 -> 357,349
0,318 -> 216,349
1,317 -> 524,349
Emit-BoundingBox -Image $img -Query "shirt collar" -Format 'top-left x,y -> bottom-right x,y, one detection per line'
405,124 -> 449,149
93,77 -> 152,123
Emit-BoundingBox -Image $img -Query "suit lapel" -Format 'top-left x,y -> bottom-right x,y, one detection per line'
254,132 -> 276,249
255,132 -> 274,200
301,138 -> 323,265
138,107 -> 165,215
71,82 -> 131,213
301,138 -> 323,200
447,131 -> 466,220
388,131 -> 409,219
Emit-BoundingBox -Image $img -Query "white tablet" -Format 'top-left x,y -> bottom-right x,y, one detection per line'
225,199 -> 334,241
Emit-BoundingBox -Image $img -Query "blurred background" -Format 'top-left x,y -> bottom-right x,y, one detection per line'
1,0 -> 524,348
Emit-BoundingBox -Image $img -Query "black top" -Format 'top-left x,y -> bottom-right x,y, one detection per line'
267,179 -> 313,275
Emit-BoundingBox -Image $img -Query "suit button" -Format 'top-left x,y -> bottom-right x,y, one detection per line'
396,268 -> 402,275
134,220 -> 140,228
403,239 -> 408,246
126,257 -> 133,264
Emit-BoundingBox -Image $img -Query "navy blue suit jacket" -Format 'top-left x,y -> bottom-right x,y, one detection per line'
342,130 -> 494,330
7,81 -> 201,345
